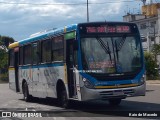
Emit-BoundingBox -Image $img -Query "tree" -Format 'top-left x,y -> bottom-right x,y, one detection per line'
0,49 -> 8,73
0,35 -> 15,75
151,44 -> 160,63
144,52 -> 158,79
0,35 -> 14,51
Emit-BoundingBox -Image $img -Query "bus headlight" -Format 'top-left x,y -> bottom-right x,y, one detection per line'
140,74 -> 146,85
83,78 -> 94,89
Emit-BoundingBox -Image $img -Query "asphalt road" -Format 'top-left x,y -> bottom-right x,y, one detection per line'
0,83 -> 160,120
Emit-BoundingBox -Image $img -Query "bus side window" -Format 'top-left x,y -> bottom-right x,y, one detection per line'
19,47 -> 23,65
32,42 -> 39,64
41,39 -> 52,63
52,36 -> 64,62
24,44 -> 32,65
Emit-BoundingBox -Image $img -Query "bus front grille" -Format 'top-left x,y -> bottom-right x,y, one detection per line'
99,89 -> 135,99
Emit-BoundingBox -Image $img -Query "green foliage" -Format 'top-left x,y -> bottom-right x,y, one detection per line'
152,44 -> 160,55
151,44 -> 160,62
0,73 -> 8,82
0,49 -> 8,72
144,52 -> 159,80
0,35 -> 15,82
0,35 -> 14,51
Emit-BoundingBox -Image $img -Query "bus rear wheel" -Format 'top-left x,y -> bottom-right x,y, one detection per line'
108,99 -> 121,106
23,82 -> 32,102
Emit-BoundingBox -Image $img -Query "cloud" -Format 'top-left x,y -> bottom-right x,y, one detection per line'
0,0 -> 142,40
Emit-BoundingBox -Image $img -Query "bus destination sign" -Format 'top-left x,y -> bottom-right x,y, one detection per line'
86,26 -> 130,33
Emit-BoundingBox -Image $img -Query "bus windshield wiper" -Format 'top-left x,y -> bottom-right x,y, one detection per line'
115,35 -> 127,61
115,40 -> 119,61
96,37 -> 112,62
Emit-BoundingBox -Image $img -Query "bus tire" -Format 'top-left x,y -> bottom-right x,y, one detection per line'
108,99 -> 121,106
59,89 -> 70,108
23,82 -> 32,102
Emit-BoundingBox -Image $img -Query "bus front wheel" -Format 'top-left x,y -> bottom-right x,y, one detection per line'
23,82 -> 32,102
59,89 -> 69,108
108,99 -> 121,106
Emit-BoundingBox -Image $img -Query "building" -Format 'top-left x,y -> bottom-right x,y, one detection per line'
123,12 -> 159,52
123,3 -> 160,64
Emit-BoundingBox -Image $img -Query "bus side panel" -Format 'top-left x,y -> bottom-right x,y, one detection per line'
9,68 -> 16,92
18,68 -> 23,94
41,65 -> 66,98
19,67 -> 33,95
18,64 -> 68,99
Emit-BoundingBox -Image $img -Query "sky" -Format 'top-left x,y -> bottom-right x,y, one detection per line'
0,0 -> 155,41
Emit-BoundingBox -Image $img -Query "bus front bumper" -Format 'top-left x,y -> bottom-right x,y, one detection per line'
80,82 -> 146,101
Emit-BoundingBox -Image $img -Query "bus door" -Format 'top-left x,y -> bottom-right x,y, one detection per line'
66,39 -> 81,99
14,47 -> 20,92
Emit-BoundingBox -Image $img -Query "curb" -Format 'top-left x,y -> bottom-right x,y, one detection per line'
146,80 -> 160,84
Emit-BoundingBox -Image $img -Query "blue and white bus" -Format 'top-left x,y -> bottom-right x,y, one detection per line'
9,22 -> 146,108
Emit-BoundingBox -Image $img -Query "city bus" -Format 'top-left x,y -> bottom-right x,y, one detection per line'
8,22 -> 146,108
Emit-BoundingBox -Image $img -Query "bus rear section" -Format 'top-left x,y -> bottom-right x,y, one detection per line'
8,42 -> 20,92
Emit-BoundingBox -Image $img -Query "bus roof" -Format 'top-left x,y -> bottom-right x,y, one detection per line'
9,24 -> 77,49
9,22 -> 137,49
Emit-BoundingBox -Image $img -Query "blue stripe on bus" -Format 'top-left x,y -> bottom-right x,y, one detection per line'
77,26 -> 83,70
19,34 -> 48,45
80,68 -> 145,86
19,63 -> 64,69
102,69 -> 145,85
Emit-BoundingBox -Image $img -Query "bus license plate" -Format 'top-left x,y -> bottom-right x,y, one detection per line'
113,91 -> 124,95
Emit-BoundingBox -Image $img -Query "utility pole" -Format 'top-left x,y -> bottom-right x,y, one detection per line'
153,24 -> 157,62
87,0 -> 89,22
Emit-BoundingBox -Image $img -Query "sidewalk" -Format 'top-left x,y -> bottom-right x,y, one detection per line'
146,80 -> 160,84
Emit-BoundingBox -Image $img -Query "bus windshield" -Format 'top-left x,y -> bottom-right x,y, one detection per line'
80,35 -> 142,75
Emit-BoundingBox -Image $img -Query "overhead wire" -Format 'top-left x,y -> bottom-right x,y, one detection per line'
0,1 -> 138,6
